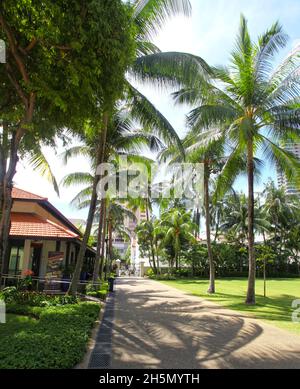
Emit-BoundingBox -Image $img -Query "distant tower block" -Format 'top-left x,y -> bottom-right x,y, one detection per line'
277,142 -> 300,197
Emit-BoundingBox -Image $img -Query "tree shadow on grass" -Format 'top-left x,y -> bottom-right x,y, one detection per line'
161,279 -> 299,324
109,280 -> 300,369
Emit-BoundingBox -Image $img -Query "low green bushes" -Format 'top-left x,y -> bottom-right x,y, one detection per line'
86,290 -> 108,300
0,287 -> 78,306
146,269 -> 176,280
0,302 -> 100,369
86,281 -> 109,300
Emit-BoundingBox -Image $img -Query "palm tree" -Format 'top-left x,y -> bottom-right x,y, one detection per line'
160,207 -> 195,270
62,110 -> 161,287
136,220 -> 158,272
262,181 -> 299,254
221,193 -> 271,246
67,0 -> 192,294
170,16 -> 300,304
157,132 -> 229,293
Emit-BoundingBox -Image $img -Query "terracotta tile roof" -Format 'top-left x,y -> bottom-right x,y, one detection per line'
10,213 -> 79,239
12,188 -> 47,201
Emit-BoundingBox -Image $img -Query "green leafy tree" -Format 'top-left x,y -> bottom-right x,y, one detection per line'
0,0 -> 136,278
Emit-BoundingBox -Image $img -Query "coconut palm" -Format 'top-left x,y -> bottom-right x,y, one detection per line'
221,193 -> 271,245
160,207 -> 196,270
262,181 -> 299,253
157,132 -> 233,293
62,109 -> 161,286
67,0 -> 193,294
170,16 -> 300,304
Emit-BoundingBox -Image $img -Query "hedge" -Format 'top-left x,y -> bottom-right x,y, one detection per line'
0,302 -> 100,369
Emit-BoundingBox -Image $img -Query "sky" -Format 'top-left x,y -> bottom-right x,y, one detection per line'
13,0 -> 300,220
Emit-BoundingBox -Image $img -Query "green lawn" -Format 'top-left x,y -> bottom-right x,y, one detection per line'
159,278 -> 300,335
0,303 -> 100,369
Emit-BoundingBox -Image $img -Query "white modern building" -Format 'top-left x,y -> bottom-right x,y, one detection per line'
277,142 -> 300,196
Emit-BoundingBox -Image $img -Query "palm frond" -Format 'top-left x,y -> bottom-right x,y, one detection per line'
61,145 -> 91,165
132,51 -> 211,89
134,0 -> 192,39
27,148 -> 59,196
60,172 -> 93,188
127,82 -> 184,154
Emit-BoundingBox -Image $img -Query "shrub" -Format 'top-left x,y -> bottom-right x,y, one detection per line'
146,268 -> 155,278
0,288 -> 79,307
146,269 -> 176,280
173,268 -> 191,278
86,289 -> 108,301
0,286 -> 18,303
155,273 -> 177,281
85,279 -> 109,301
1,302 -> 100,369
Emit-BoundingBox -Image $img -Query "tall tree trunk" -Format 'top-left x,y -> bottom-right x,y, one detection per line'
155,242 -> 160,275
195,208 -> 201,239
146,199 -> 157,273
108,216 -> 113,274
246,139 -> 256,305
104,216 -> 112,280
0,133 -> 21,281
205,165 -> 215,294
92,198 -> 105,285
68,113 -> 109,295
99,200 -> 107,280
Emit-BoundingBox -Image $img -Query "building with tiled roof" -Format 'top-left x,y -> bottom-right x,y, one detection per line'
5,188 -> 95,284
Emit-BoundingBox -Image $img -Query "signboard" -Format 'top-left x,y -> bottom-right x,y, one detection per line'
44,252 -> 64,292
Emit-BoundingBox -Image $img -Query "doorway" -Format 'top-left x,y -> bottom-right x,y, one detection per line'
31,244 -> 43,276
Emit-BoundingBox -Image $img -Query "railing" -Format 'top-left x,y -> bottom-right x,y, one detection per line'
0,274 -> 102,295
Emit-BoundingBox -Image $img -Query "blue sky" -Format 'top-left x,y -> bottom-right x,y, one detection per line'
14,0 -> 300,219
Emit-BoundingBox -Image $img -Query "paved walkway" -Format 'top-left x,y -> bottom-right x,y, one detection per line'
90,277 -> 300,369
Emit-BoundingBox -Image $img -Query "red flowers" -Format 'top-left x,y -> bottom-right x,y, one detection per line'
22,269 -> 34,277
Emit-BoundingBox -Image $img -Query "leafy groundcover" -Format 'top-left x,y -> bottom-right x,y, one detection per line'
0,302 -> 100,369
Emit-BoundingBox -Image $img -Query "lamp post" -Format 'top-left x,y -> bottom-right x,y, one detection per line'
116,259 -> 121,277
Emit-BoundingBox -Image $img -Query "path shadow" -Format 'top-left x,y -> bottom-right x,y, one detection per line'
109,278 -> 300,369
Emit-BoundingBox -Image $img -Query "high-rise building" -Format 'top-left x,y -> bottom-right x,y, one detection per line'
277,142 -> 300,196
112,208 -> 147,264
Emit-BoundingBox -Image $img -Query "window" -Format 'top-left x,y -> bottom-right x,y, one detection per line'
55,241 -> 61,252
8,246 -> 24,275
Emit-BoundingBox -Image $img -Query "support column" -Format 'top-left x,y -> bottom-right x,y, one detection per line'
22,240 -> 31,274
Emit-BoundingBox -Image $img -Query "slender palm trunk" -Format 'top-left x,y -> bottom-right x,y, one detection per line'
68,113 -> 109,295
246,139 -> 256,305
104,217 -> 112,279
92,198 -> 105,285
205,165 -> 215,294
195,208 -> 201,239
99,202 -> 107,280
146,199 -> 157,273
108,217 -> 113,273
155,242 -> 160,275
68,174 -> 99,295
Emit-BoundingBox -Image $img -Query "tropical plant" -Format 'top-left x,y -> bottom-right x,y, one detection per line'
67,0 -> 192,294
0,0 -> 136,279
61,108 -> 163,286
160,207 -> 196,270
170,16 -> 300,304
